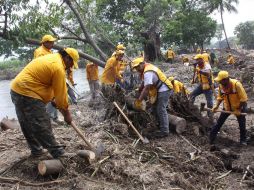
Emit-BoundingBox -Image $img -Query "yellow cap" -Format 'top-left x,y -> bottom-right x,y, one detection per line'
41,35 -> 57,43
168,76 -> 174,81
116,44 -> 126,50
194,54 -> 203,60
214,71 -> 229,82
132,57 -> 144,68
115,50 -> 125,56
65,48 -> 79,69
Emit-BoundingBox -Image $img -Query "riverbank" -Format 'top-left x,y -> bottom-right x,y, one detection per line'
0,67 -> 23,80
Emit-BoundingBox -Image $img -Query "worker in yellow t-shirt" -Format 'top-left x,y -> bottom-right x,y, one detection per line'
34,34 -> 56,58
11,48 -> 79,158
166,48 -> 176,64
86,62 -> 99,99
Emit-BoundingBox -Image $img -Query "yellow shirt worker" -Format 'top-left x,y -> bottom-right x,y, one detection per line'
168,77 -> 189,95
166,48 -> 176,64
101,50 -> 124,85
202,50 -> 210,62
210,71 -> 248,146
34,34 -> 56,58
11,48 -> 79,158
86,62 -> 100,99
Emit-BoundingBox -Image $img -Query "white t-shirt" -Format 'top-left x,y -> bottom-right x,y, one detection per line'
200,62 -> 211,72
144,71 -> 169,92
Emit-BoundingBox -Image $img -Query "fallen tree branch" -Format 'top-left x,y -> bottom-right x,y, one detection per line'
179,135 -> 201,153
0,156 -> 28,175
0,176 -> 69,186
215,170 -> 232,180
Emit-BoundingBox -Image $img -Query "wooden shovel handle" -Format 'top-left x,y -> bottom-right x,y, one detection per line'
70,122 -> 94,150
113,102 -> 146,142
204,108 -> 247,116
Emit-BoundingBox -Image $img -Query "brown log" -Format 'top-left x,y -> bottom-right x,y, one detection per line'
38,160 -> 64,176
168,114 -> 186,134
77,150 -> 96,160
0,117 -> 20,130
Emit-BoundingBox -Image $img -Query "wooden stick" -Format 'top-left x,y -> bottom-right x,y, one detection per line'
113,101 -> 148,143
70,122 -> 94,150
215,170 -> 232,180
179,135 -> 201,152
204,107 -> 247,116
0,176 -> 68,186
240,165 -> 250,184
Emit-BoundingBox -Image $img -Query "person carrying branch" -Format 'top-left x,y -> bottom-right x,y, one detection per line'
132,57 -> 173,138
190,54 -> 214,121
11,48 -> 79,158
209,71 -> 248,146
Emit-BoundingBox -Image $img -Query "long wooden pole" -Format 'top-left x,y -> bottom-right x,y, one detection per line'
70,122 -> 94,150
113,102 -> 148,143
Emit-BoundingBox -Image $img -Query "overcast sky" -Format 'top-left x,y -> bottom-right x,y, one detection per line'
210,0 -> 254,37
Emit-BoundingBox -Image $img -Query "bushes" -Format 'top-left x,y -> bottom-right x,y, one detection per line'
0,59 -> 26,70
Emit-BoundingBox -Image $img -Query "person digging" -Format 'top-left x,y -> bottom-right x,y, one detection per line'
209,71 -> 248,146
132,57 -> 173,138
11,48 -> 79,158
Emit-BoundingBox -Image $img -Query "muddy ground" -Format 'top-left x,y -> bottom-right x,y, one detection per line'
0,50 -> 254,190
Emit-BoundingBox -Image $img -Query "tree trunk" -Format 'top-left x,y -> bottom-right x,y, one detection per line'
220,5 -> 230,49
168,114 -> 186,134
141,30 -> 162,62
65,0 -> 108,61
77,150 -> 96,160
26,38 -> 106,68
0,117 -> 20,130
38,160 -> 64,176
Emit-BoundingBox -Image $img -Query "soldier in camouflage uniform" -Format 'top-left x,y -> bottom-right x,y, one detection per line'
11,48 -> 79,158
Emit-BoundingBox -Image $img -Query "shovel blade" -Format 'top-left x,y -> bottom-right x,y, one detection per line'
95,143 -> 105,157
142,137 -> 150,144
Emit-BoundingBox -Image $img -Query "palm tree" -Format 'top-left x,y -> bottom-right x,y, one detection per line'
204,0 -> 239,49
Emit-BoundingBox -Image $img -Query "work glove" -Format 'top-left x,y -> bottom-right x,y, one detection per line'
134,99 -> 142,110
134,99 -> 146,111
212,105 -> 219,113
233,110 -> 241,116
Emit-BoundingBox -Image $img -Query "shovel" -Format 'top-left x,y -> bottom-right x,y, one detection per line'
70,122 -> 104,157
113,102 -> 149,144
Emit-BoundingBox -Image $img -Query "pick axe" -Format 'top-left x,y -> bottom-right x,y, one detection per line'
113,101 -> 149,144
200,102 -> 247,116
70,122 -> 104,158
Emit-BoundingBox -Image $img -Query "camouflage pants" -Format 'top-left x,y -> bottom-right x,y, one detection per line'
10,90 -> 64,158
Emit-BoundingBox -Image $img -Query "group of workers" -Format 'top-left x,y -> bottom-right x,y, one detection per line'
10,34 -> 248,159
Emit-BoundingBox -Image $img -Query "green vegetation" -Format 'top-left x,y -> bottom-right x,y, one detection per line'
0,0 -> 251,65
234,21 -> 254,49
0,59 -> 26,70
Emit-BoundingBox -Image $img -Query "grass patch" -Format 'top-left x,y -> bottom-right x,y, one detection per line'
0,59 -> 26,70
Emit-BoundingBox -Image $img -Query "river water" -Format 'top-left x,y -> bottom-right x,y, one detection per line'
0,68 -> 102,120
